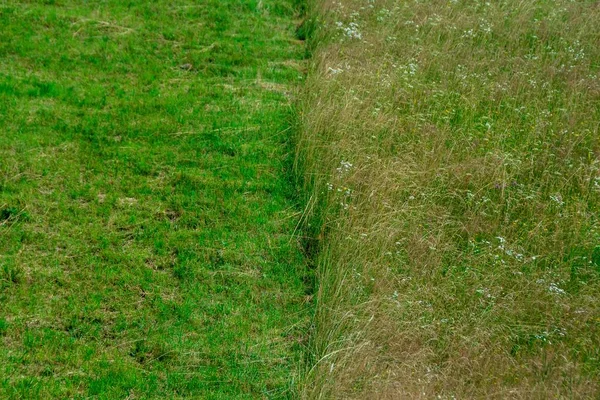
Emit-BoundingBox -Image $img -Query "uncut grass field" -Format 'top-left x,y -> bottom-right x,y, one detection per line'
296,0 -> 600,398
0,0 -> 310,398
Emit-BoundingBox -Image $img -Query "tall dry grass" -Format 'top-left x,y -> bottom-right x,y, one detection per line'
296,0 -> 600,398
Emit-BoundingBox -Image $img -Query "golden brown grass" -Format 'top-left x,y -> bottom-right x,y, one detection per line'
296,0 -> 600,398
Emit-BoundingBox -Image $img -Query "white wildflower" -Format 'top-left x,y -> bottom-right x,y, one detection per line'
548,283 -> 566,295
336,160 -> 353,175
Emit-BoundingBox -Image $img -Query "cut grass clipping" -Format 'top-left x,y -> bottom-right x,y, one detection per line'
296,0 -> 600,398
0,0 -> 309,398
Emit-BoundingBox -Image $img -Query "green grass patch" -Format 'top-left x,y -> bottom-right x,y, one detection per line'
0,0 -> 308,398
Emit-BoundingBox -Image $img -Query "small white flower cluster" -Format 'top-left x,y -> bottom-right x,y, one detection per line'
479,19 -> 492,33
567,40 -> 586,61
338,187 -> 352,196
336,21 -> 362,40
548,283 -> 566,295
533,332 -> 549,343
537,279 -> 567,296
462,28 -> 476,39
326,161 -> 355,210
398,62 -> 418,77
336,160 -> 353,175
593,177 -> 600,192
326,182 -> 352,195
533,327 -> 567,345
407,63 -> 418,75
550,193 -> 564,206
496,236 -> 526,262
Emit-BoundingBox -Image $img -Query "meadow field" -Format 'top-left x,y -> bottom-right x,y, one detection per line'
296,0 -> 600,398
2,0 -> 599,398
0,0 -> 309,398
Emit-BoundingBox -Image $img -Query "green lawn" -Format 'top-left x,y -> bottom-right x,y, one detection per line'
0,1 -> 308,398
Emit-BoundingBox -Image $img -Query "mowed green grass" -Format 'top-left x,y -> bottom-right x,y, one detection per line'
0,1 -> 309,398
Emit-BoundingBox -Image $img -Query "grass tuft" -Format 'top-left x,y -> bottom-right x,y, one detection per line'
0,262 -> 23,287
